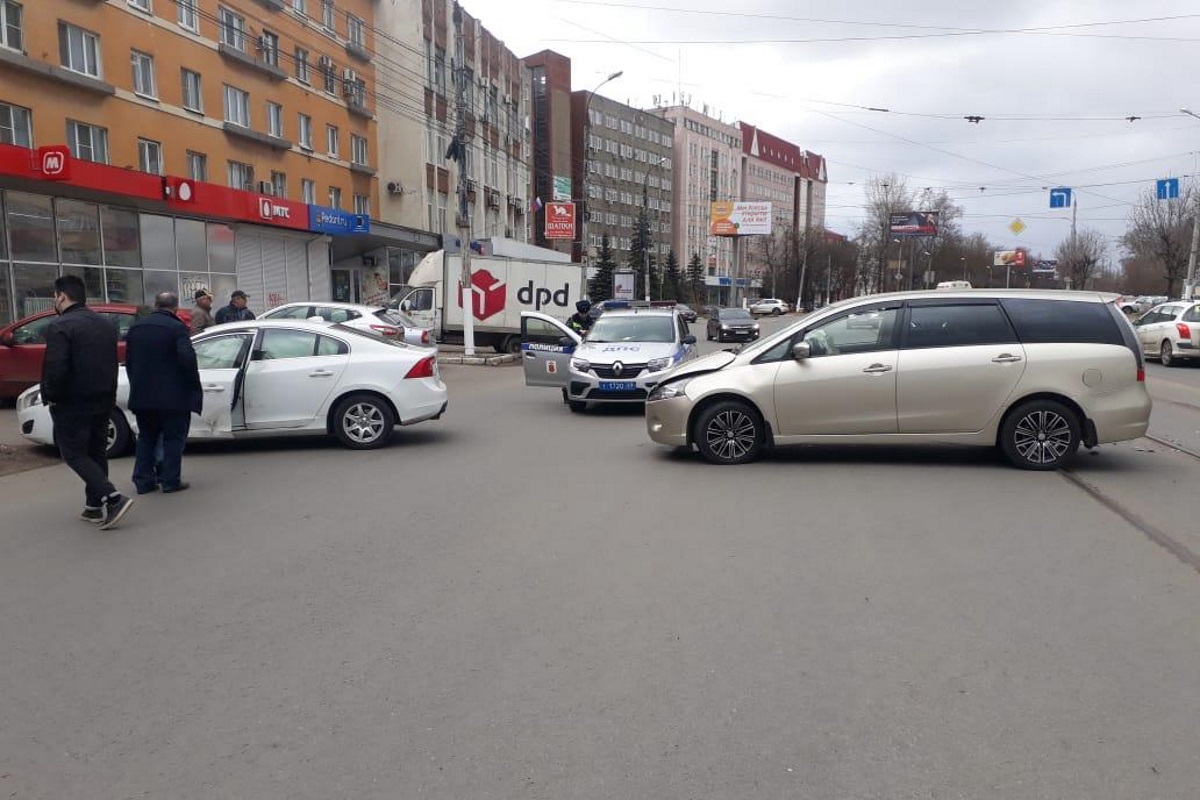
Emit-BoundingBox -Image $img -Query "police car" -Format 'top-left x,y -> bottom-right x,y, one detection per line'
520,308 -> 697,412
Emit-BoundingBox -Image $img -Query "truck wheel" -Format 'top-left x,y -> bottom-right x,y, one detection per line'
496,335 -> 521,355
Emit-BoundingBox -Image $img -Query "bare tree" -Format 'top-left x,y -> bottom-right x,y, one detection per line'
854,174 -> 915,292
1055,229 -> 1107,290
1122,183 -> 1195,297
757,228 -> 788,298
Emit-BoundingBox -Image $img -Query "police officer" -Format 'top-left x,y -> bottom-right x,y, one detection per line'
568,300 -> 593,334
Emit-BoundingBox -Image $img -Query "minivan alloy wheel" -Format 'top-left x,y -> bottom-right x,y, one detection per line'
695,400 -> 764,465
1000,399 -> 1081,470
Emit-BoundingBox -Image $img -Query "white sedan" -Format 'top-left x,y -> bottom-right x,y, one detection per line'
259,301 -> 435,346
748,298 -> 790,316
17,319 -> 447,457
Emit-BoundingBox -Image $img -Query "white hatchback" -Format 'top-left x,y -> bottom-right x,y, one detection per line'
17,319 -> 447,456
1132,301 -> 1200,366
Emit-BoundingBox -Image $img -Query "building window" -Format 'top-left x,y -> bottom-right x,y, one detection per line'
228,160 -> 254,190
291,0 -> 306,14
259,30 -> 279,67
67,120 -> 108,163
326,124 -> 339,157
298,113 -> 313,149
267,101 -> 283,137
218,6 -> 246,51
328,186 -> 341,208
177,0 -> 198,31
350,134 -> 367,165
353,194 -> 369,215
1,0 -> 23,51
0,101 -> 32,147
432,46 -> 445,94
271,171 -> 287,197
59,23 -> 101,77
138,138 -> 162,174
294,47 -> 309,83
129,0 -> 150,11
181,68 -> 203,112
321,57 -> 336,94
223,84 -> 249,126
436,192 -> 446,232
321,0 -> 335,31
186,150 -> 207,181
130,50 -> 156,98
347,14 -> 364,46
302,178 -> 315,204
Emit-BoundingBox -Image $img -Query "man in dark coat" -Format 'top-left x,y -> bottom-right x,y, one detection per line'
41,275 -> 135,529
214,290 -> 255,325
124,292 -> 202,494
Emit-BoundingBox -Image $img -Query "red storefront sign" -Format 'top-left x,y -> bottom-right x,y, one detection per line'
544,201 -> 576,240
35,146 -> 72,180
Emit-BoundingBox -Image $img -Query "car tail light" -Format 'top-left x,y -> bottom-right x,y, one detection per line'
1137,366 -> 1145,382
404,355 -> 436,379
1177,322 -> 1192,339
370,324 -> 400,337
420,329 -> 430,345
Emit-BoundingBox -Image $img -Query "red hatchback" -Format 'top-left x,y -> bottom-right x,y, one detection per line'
0,304 -> 142,400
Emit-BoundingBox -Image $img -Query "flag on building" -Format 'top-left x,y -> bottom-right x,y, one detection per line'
530,196 -> 544,213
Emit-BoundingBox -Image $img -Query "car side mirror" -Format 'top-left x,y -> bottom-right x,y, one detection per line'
682,334 -> 696,345
401,300 -> 411,312
0,331 -> 12,347
792,341 -> 812,360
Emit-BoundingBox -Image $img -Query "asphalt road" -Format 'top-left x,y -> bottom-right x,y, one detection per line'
1,314 -> 1199,799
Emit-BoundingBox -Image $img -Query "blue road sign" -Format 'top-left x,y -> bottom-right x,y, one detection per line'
1049,187 -> 1072,209
1157,178 -> 1180,200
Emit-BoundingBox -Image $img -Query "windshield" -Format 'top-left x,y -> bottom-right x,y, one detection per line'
585,315 -> 676,343
721,309 -> 752,320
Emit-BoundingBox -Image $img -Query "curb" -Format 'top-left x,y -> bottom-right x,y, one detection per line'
437,352 -> 520,366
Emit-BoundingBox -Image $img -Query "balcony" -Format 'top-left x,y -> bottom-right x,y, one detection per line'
218,43 -> 287,81
222,122 -> 293,151
347,98 -> 373,120
0,49 -> 115,96
344,40 -> 371,63
254,0 -> 285,8
350,163 -> 377,177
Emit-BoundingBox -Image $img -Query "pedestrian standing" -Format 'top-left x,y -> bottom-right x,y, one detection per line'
214,290 -> 255,325
40,275 -> 135,529
190,288 -> 216,334
124,292 -> 202,495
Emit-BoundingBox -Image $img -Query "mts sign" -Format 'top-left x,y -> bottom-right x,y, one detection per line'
36,146 -> 72,181
544,201 -> 576,240
259,198 -> 291,220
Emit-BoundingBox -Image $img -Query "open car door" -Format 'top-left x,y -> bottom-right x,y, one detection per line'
520,311 -> 580,388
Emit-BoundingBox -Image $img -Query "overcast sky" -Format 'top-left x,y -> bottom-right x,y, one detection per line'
460,0 -> 1200,263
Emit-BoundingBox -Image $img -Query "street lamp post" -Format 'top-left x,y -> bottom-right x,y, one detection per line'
579,70 -> 623,298
1178,108 -> 1200,299
642,156 -> 667,301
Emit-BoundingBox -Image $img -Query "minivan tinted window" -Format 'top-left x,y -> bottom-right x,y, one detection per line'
905,304 -> 1015,349
999,299 -> 1122,346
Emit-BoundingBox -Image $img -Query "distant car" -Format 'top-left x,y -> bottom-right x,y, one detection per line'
17,319 -> 448,456
259,301 -> 434,346
1114,295 -> 1141,314
748,298 -> 789,316
1132,301 -> 1200,366
674,303 -> 698,323
707,307 -> 761,342
0,303 -> 140,400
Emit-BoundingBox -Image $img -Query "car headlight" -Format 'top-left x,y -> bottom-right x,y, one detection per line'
648,378 -> 692,402
646,356 -> 672,373
19,388 -> 42,409
570,358 -> 591,372
752,323 -> 760,330
720,324 -> 729,330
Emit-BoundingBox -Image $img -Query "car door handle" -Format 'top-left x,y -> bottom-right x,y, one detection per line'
991,354 -> 1023,364
862,363 -> 893,374
202,384 -> 226,393
309,369 -> 335,377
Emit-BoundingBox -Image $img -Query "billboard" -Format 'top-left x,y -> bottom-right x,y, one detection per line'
710,201 -> 773,237
889,211 -> 939,236
1032,259 -> 1058,275
613,271 -> 635,301
993,250 -> 1027,268
544,201 -> 576,240
552,175 -> 572,201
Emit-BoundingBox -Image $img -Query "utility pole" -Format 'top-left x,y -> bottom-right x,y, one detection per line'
450,2 -> 475,355
1186,190 -> 1200,300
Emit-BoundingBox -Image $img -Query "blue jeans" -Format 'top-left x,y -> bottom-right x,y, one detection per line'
132,411 -> 191,491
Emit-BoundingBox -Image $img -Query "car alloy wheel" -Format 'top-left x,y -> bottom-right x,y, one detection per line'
772,307 -> 781,315
1161,339 -> 1176,367
694,400 -> 764,465
106,410 -> 133,458
332,394 -> 395,449
1000,399 -> 1080,470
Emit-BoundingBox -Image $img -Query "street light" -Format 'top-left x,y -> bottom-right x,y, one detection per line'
642,156 -> 667,301
579,70 -> 623,297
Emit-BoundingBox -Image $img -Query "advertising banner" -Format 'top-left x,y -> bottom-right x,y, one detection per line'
993,250 -> 1027,268
1032,259 -> 1058,275
613,271 -> 636,301
889,211 -> 939,236
552,175 -> 572,201
544,201 -> 576,239
710,201 -> 773,237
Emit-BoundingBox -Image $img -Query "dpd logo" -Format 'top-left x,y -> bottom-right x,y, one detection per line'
458,268 -> 506,321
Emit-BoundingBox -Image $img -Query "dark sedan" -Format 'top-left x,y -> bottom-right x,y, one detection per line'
706,307 -> 760,343
674,303 -> 698,323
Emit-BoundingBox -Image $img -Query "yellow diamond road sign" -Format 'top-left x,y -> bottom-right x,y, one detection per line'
1009,218 -> 1027,235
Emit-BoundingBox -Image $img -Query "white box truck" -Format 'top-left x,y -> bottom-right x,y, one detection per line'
389,250 -> 583,353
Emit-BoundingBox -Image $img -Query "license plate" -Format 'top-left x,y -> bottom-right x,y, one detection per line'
599,381 -> 636,391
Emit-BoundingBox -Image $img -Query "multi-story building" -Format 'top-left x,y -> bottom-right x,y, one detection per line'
524,49 -> 575,258
650,105 -> 741,304
0,0 -> 403,323
409,0 -> 530,266
573,93 -> 673,269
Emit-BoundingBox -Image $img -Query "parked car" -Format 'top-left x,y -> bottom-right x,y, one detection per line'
645,290 -> 1151,470
1113,295 -> 1141,314
18,319 -> 448,456
259,301 -> 434,346
1132,301 -> 1200,366
0,303 -> 140,401
748,298 -> 789,316
707,307 -> 760,342
674,303 -> 698,323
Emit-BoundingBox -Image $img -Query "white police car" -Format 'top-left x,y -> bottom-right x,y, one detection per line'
520,308 -> 697,412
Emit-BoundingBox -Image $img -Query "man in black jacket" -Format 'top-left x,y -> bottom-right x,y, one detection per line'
125,292 -> 202,494
41,275 -> 135,529
214,290 -> 256,325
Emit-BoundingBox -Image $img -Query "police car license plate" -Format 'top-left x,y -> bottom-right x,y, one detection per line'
599,380 -> 636,392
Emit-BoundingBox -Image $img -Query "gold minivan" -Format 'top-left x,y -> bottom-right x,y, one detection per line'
645,290 -> 1151,469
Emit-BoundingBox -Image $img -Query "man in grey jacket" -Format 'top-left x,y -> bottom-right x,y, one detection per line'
190,288 -> 216,334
